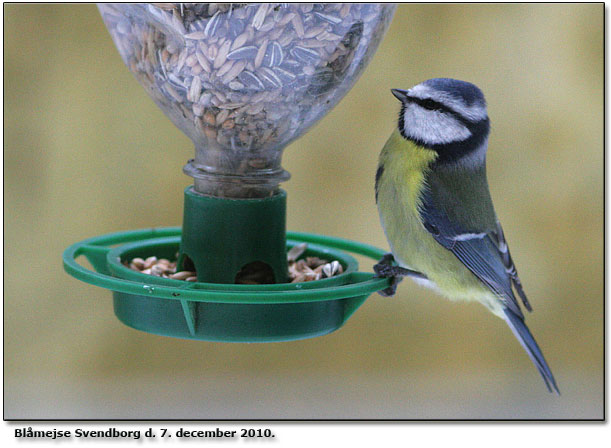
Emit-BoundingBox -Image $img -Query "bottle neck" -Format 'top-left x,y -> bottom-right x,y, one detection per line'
183,159 -> 290,199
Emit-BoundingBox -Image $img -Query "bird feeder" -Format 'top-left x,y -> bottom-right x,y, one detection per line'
63,3 -> 396,342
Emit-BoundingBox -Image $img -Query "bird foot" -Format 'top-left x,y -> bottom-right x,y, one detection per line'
373,253 -> 427,297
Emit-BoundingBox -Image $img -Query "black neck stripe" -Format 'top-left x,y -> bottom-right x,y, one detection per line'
430,118 -> 489,166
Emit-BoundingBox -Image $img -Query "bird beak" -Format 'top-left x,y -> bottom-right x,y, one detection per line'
391,88 -> 409,102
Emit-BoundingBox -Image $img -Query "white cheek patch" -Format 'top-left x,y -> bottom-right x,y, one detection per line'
402,105 -> 471,145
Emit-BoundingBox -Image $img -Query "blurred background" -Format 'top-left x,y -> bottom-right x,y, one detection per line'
4,4 -> 603,419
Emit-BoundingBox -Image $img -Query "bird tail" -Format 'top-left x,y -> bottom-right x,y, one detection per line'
503,308 -> 560,395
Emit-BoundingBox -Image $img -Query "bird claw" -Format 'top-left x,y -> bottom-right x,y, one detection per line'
373,253 -> 405,297
373,253 -> 427,297
377,275 -> 404,297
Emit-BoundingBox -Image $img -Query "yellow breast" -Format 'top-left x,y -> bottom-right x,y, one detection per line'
378,130 -> 438,209
376,130 -> 437,270
376,130 -> 497,309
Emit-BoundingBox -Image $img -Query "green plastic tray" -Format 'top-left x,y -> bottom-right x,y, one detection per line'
63,227 -> 390,342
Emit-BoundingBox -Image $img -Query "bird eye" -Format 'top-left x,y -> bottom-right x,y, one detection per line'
420,99 -> 442,111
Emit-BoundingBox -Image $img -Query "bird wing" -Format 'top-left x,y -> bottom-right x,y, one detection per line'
418,169 -> 558,393
418,185 -> 530,319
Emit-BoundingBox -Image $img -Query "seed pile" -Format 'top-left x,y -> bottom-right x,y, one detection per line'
287,243 -> 343,283
99,3 -> 393,196
126,243 -> 343,283
126,256 -> 197,281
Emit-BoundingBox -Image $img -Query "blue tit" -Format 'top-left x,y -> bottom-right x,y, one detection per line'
374,78 -> 559,394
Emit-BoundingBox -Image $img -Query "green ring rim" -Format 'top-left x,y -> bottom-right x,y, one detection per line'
63,227 -> 391,304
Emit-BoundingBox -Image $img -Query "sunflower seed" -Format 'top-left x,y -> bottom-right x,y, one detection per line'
290,46 -> 319,64
287,243 -> 307,262
221,59 -> 247,84
272,67 -> 295,84
238,70 -> 265,90
263,41 -> 284,67
168,73 -> 185,89
322,260 -> 342,278
204,10 -> 222,37
310,67 -> 334,86
259,67 -> 282,89
164,83 -> 183,101
304,25 -> 328,39
251,4 -> 270,30
317,31 -> 342,42
314,12 -> 342,25
227,45 -> 258,60
282,59 -> 300,69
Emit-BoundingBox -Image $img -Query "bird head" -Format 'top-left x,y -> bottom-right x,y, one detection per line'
392,78 -> 490,165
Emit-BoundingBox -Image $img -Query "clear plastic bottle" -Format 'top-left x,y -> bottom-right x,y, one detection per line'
99,3 -> 396,197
